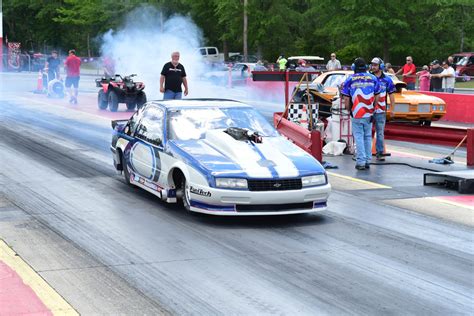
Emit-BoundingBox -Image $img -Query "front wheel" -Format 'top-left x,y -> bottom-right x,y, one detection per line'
108,91 -> 119,112
126,102 -> 136,111
181,177 -> 191,211
98,90 -> 108,109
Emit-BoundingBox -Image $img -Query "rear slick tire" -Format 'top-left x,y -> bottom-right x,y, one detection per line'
121,153 -> 131,185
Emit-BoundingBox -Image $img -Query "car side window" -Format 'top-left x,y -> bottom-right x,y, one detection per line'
199,48 -> 206,56
208,47 -> 217,55
135,107 -> 165,146
127,111 -> 141,135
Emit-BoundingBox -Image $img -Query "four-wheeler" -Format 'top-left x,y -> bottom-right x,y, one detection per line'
96,74 -> 146,112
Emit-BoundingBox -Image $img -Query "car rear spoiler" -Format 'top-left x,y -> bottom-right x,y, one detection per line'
111,119 -> 129,129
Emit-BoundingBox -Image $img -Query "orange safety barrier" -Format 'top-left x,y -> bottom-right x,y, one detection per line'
423,92 -> 474,123
273,112 -> 323,162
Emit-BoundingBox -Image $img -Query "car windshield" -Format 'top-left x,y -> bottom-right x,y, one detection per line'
323,74 -> 347,88
168,107 -> 278,140
457,56 -> 468,66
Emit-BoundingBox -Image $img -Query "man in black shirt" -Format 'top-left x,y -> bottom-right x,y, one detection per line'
160,51 -> 188,100
429,60 -> 443,92
45,50 -> 60,82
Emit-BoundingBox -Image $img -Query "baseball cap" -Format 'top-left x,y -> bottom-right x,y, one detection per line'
371,57 -> 381,65
431,59 -> 440,65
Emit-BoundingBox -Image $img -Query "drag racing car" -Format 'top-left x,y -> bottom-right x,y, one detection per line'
294,70 -> 446,125
110,99 -> 331,215
96,74 -> 146,112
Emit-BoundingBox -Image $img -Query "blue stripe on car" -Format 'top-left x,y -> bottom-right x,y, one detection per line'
190,200 -> 235,212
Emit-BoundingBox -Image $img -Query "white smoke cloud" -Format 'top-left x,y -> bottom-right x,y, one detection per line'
99,5 -> 284,110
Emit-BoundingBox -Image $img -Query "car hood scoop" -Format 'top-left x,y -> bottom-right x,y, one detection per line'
170,130 -> 324,179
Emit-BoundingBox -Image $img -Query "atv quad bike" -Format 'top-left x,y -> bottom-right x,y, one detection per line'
96,74 -> 146,112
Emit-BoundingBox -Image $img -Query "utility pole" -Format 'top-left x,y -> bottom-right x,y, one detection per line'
243,0 -> 248,62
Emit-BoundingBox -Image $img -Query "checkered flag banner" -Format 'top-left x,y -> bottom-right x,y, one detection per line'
287,103 -> 318,130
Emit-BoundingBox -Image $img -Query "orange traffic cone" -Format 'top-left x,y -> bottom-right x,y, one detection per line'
372,133 -> 389,156
35,70 -> 43,93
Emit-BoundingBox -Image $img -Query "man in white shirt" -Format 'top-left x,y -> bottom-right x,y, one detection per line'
326,53 -> 341,71
438,60 -> 456,93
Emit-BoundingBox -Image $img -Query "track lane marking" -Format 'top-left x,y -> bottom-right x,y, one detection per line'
327,172 -> 392,189
430,196 -> 474,210
0,240 -> 78,315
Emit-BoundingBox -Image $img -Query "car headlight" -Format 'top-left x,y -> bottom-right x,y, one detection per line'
439,105 -> 444,111
302,174 -> 326,187
432,105 -> 437,111
216,178 -> 248,189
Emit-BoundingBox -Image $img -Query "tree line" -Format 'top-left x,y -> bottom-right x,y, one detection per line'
3,0 -> 473,66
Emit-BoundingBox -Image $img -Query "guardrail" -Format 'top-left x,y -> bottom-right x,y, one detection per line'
385,123 -> 473,166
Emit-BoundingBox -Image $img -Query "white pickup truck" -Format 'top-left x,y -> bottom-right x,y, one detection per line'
198,47 -> 239,63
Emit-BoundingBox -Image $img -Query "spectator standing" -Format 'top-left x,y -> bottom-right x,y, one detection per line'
429,60 -> 443,92
370,57 -> 395,162
448,55 -> 456,71
416,65 -> 430,91
342,57 -> 380,170
295,59 -> 317,79
326,53 -> 342,71
45,50 -> 60,82
434,60 -> 455,93
385,63 -> 395,74
276,55 -> 287,71
64,49 -> 81,104
395,56 -> 416,90
160,51 -> 188,100
103,56 -> 115,79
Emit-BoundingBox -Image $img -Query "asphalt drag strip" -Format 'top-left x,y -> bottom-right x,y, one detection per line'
0,89 -> 473,314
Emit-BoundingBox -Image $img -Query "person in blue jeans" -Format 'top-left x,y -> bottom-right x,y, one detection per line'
160,51 -> 189,100
342,57 -> 380,170
370,57 -> 396,161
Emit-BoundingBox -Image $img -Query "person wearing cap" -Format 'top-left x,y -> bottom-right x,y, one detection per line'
370,57 -> 395,161
326,53 -> 341,71
431,60 -> 455,93
342,57 -> 381,170
45,50 -> 60,82
429,60 -> 443,92
295,59 -> 317,79
395,56 -> 416,90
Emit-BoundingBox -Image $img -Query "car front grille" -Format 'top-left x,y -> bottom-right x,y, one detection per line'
247,179 -> 302,191
418,103 -> 431,113
236,202 -> 314,212
394,103 -> 409,113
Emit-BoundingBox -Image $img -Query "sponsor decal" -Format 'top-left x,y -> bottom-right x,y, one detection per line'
190,186 -> 212,197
